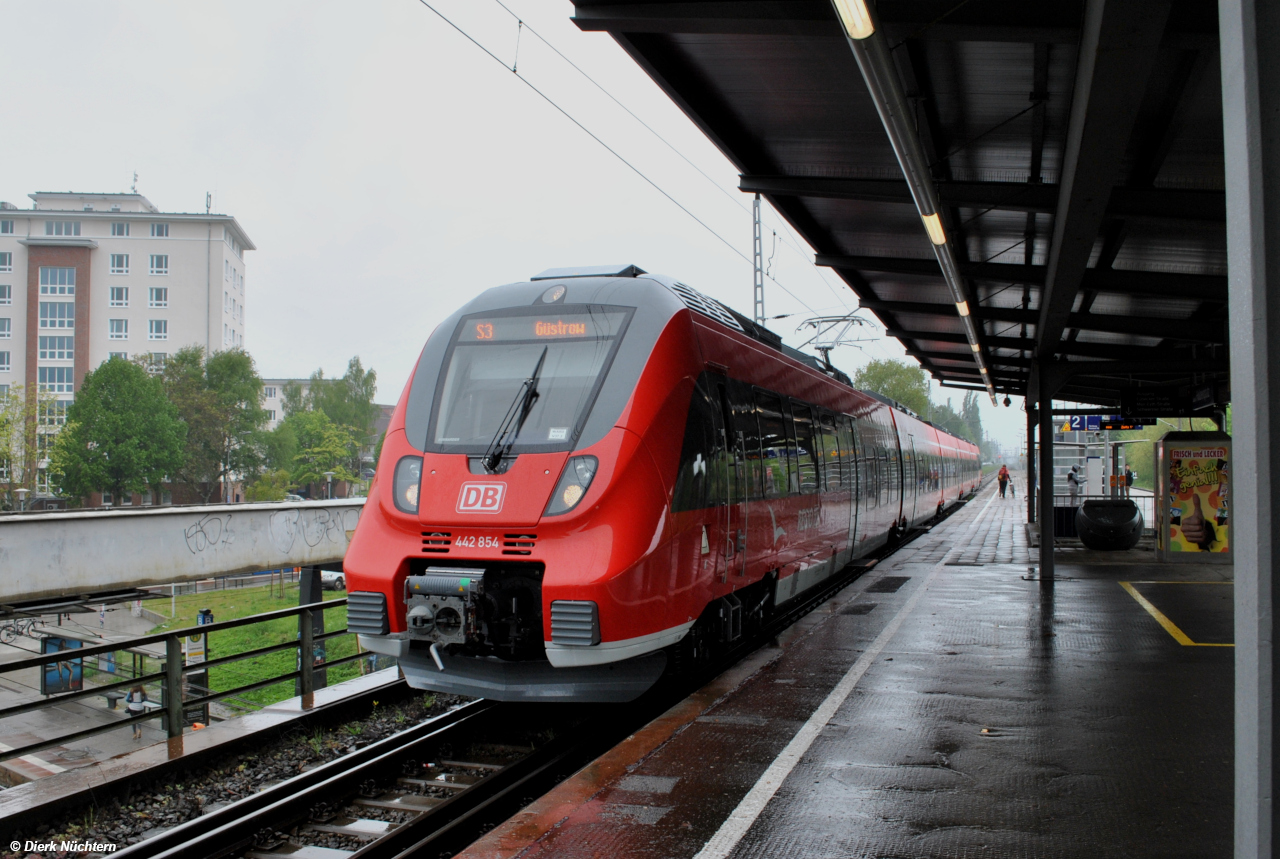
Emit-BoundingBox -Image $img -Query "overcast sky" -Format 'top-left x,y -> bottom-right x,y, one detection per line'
3,0 -> 1027,452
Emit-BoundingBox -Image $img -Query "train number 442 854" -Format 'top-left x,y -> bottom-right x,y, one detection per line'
454,534 -> 502,549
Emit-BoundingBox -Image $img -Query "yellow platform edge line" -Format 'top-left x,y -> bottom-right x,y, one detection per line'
1125,581 -> 1234,585
1118,581 -> 1233,647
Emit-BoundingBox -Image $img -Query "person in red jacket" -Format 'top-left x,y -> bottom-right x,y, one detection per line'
997,464 -> 1010,499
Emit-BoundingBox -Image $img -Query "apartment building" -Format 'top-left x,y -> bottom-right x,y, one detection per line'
0,192 -> 255,413
261,378 -> 308,429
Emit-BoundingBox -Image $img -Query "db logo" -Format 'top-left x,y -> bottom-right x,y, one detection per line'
457,482 -> 506,514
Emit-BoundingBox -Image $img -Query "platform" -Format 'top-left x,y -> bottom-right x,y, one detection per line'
463,480 -> 1232,858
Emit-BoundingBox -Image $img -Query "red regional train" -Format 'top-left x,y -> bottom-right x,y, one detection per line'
345,265 -> 980,702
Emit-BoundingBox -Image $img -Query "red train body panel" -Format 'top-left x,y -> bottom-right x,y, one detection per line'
345,268 -> 979,701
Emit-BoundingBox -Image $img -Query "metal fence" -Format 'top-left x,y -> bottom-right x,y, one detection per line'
0,598 -> 366,764
1039,492 -> 1155,536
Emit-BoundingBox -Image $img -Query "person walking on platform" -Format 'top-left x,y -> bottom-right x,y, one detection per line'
1124,466 -> 1135,499
126,685 -> 147,739
1067,465 -> 1081,506
997,464 -> 1010,499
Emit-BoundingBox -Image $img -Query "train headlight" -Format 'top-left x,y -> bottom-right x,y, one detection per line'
544,455 -> 598,516
393,456 -> 423,514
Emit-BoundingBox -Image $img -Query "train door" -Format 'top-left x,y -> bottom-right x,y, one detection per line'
840,416 -> 859,551
716,380 -> 748,578
905,437 -> 919,525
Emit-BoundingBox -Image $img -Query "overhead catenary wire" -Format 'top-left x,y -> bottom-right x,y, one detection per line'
415,0 -> 825,317
483,0 -> 858,314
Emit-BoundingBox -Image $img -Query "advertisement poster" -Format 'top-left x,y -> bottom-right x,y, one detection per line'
1166,444 -> 1229,554
40,636 -> 83,695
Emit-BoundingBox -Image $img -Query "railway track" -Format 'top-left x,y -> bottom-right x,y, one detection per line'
109,487 -> 986,859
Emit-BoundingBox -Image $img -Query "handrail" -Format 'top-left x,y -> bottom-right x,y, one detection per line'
0,597 -> 378,761
0,598 -> 347,673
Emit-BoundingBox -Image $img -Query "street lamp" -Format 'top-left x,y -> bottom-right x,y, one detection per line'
323,471 -> 335,500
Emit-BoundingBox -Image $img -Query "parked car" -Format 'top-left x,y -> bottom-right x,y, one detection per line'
321,570 -> 346,591
284,493 -> 304,502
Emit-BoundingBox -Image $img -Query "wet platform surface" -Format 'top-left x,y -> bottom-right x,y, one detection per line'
464,482 -> 1232,859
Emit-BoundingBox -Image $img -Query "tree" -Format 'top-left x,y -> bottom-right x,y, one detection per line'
285,409 -> 359,489
283,357 -> 380,483
0,384 -> 57,507
852,359 -> 930,415
49,358 -> 186,501
929,398 -> 972,442
159,347 -> 268,502
246,468 -> 292,502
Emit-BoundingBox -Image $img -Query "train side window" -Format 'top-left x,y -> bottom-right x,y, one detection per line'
730,379 -> 763,500
819,414 -> 840,490
840,417 -> 857,491
672,378 -> 720,512
755,391 -> 790,498
791,403 -> 819,494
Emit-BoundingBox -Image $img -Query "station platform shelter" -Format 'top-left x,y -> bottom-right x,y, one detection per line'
461,478 -> 1231,859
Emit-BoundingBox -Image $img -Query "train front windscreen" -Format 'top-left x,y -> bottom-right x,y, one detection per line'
428,306 -> 631,453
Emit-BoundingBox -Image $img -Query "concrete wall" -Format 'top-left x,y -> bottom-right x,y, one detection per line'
0,498 -> 364,603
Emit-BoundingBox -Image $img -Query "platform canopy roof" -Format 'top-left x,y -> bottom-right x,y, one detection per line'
571,0 -> 1228,407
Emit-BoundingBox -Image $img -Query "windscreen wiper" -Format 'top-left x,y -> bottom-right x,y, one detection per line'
482,347 -> 548,474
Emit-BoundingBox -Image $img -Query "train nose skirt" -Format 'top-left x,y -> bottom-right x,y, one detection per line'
399,647 -> 667,703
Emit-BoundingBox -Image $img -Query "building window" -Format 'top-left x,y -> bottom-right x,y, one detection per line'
109,351 -> 127,360
149,254 -> 168,275
110,253 -> 129,274
101,490 -> 112,506
45,221 -> 81,237
109,319 -> 128,339
224,259 -> 230,281
39,267 -> 75,294
39,302 -> 74,329
38,366 -> 74,393
264,386 -> 276,399
150,223 -> 169,238
40,400 -> 70,427
149,319 -> 168,340
110,286 -> 128,307
145,352 -> 167,370
0,220 -> 12,234
0,318 -> 10,339
266,409 -> 276,421
0,253 -> 10,272
111,222 -> 129,236
0,352 -> 9,372
39,336 -> 73,360
0,285 -> 9,305
149,286 -> 168,308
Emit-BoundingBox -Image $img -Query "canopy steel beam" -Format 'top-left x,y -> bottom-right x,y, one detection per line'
1035,0 -> 1172,360
886,328 -> 1180,361
572,1 -> 1081,42
744,175 -> 1224,222
817,253 -> 1226,301
861,299 -> 1224,341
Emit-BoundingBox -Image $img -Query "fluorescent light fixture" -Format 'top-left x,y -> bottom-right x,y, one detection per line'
922,212 -> 946,245
831,0 -> 875,39
980,367 -> 989,374
971,343 -> 981,352
955,301 -> 970,317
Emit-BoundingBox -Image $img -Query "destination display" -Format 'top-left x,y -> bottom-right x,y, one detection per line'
1059,415 -> 1155,432
460,311 -> 627,343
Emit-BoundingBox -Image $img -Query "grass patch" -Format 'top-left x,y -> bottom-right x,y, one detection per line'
140,580 -> 367,710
